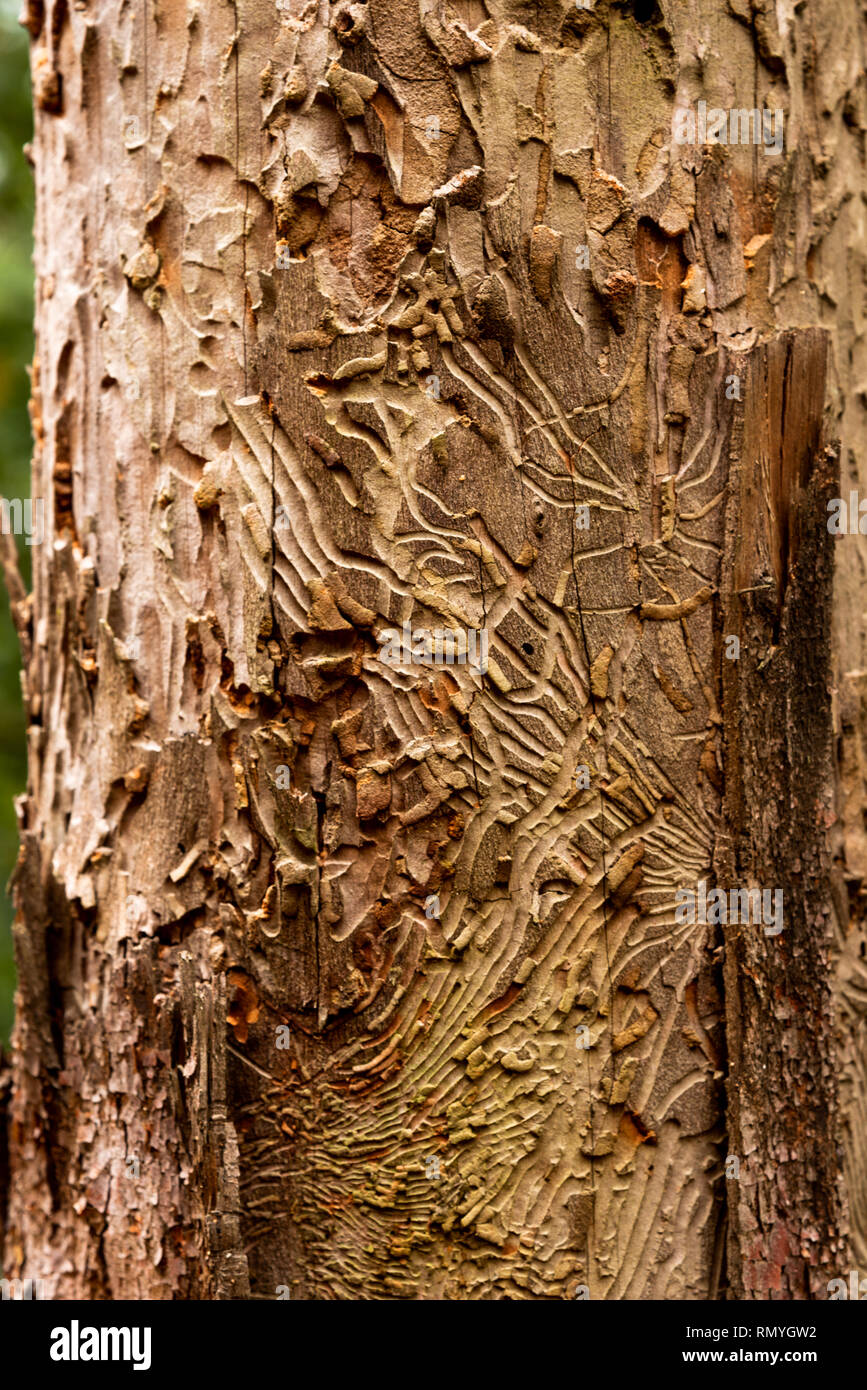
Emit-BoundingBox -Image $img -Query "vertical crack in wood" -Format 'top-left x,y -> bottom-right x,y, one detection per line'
720,327 -> 848,1297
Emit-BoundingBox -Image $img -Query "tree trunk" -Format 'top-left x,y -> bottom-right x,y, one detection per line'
2,0 -> 865,1300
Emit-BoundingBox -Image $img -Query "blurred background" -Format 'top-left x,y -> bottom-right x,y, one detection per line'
0,0 -> 33,1045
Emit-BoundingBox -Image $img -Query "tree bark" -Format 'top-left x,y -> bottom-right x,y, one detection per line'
1,0 -> 865,1300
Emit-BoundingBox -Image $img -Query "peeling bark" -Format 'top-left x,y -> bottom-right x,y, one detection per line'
2,0 -> 865,1300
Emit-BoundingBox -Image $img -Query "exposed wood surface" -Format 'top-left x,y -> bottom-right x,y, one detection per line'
1,0 -> 865,1300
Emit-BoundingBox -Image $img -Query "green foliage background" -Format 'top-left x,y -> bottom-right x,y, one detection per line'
0,0 -> 33,1045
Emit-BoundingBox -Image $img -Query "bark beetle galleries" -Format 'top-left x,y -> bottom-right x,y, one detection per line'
1,0 -> 864,1302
